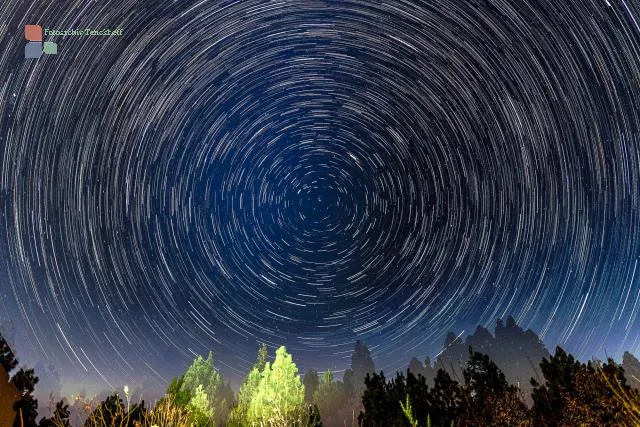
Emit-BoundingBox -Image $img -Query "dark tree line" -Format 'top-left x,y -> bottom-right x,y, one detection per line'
358,346 -> 640,426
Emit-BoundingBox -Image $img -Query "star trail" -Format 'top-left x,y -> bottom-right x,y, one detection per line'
1,0 -> 640,394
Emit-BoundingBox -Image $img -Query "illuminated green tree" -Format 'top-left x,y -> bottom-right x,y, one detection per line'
248,346 -> 305,425
189,384 -> 215,426
228,343 -> 269,426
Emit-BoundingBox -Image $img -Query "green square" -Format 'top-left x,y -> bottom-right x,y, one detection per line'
43,42 -> 57,54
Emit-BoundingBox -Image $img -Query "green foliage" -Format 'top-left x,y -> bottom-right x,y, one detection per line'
256,343 -> 268,373
167,375 -> 191,407
307,403 -> 323,427
167,350 -> 235,425
229,367 -> 261,425
228,344 -> 271,426
188,384 -> 215,426
400,394 -> 419,427
248,346 -> 305,425
180,352 -> 223,408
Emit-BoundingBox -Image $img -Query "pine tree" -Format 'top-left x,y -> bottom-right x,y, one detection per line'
303,369 -> 319,403
248,346 -> 305,425
12,367 -> 40,427
351,341 -> 375,396
228,344 -> 271,426
313,370 -> 347,425
189,384 -> 214,426
0,330 -> 18,374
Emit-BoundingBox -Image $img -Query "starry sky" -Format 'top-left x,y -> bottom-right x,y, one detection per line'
1,0 -> 640,398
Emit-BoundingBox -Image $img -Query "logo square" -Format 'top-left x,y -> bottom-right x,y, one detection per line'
43,42 -> 57,55
25,42 -> 42,59
25,24 -> 42,41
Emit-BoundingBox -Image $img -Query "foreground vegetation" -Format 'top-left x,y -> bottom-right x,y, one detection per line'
4,317 -> 640,426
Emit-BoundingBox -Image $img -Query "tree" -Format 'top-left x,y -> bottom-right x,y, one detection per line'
228,367 -> 261,426
459,349 -> 528,425
166,375 -> 191,407
358,371 -> 395,427
428,369 -> 462,426
12,367 -> 40,427
180,351 -> 222,405
358,371 -> 408,427
84,393 -> 124,427
313,370 -> 348,425
0,330 -> 18,375
531,347 -> 639,425
37,399 -> 70,427
351,341 -> 375,396
228,344 -> 271,426
167,350 -> 233,425
343,369 -> 355,400
256,343 -> 268,373
189,384 -> 214,426
248,346 -> 305,425
303,369 -> 319,403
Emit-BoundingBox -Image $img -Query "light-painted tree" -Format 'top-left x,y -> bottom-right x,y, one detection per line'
189,384 -> 215,426
248,346 -> 305,425
228,344 -> 268,426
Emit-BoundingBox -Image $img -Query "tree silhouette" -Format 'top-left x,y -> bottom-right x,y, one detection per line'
303,368 -> 319,403
428,369 -> 462,426
530,346 -> 640,425
84,393 -> 123,427
435,316 -> 549,404
12,367 -> 39,427
351,340 -> 375,396
37,399 -> 71,427
0,331 -> 18,375
358,371 -> 405,426
459,348 -> 528,425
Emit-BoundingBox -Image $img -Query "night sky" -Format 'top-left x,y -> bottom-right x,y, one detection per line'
1,0 -> 640,399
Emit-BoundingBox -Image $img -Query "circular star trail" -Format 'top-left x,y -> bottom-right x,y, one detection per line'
1,0 -> 640,387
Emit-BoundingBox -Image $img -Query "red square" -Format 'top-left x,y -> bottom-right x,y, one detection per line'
25,25 -> 42,41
